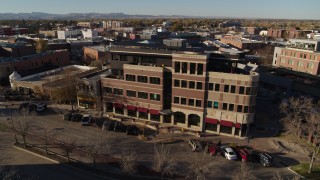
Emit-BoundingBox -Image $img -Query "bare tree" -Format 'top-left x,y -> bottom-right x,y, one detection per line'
59,137 -> 77,163
120,146 -> 137,175
280,97 -> 320,174
11,111 -> 33,147
188,152 -> 214,180
42,125 -> 57,155
85,133 -> 111,168
232,163 -> 256,180
153,143 -> 176,180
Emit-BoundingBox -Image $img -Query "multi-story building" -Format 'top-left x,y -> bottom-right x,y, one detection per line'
77,22 -> 92,28
220,36 -> 266,50
273,39 -> 320,75
0,50 -> 70,80
57,29 -> 82,39
100,46 -> 259,138
0,27 -> 29,36
83,46 -> 108,64
81,29 -> 98,39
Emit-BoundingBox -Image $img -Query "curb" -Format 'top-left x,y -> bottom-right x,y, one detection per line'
287,167 -> 307,180
13,144 -> 60,164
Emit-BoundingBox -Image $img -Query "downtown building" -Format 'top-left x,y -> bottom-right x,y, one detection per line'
100,46 -> 259,138
273,39 -> 320,75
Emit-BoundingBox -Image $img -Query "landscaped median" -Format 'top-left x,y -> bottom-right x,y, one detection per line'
290,163 -> 320,180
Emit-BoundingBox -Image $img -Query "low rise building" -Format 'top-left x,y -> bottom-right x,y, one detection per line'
83,46 -> 108,64
0,50 -> 70,81
272,39 -> 320,75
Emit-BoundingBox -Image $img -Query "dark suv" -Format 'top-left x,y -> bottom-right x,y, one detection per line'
258,153 -> 273,167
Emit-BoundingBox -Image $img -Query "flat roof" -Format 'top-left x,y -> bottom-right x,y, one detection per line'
17,65 -> 96,86
109,46 -> 173,56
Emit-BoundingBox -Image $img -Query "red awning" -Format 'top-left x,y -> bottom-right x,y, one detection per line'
220,120 -> 234,127
114,103 -> 124,108
149,109 -> 160,115
138,107 -> 148,113
205,118 -> 218,124
126,105 -> 137,111
235,123 -> 242,129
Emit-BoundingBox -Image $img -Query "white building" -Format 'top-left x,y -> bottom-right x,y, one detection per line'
57,29 -> 82,39
81,29 -> 98,39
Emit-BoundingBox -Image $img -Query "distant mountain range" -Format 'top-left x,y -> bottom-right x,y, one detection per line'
0,12 -> 198,20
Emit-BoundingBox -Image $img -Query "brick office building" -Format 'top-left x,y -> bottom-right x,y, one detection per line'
100,46 -> 259,138
273,39 -> 320,75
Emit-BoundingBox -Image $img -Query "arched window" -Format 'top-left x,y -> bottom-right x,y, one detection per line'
174,112 -> 186,124
188,114 -> 200,126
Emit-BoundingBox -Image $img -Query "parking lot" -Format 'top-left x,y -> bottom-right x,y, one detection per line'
0,103 -> 298,179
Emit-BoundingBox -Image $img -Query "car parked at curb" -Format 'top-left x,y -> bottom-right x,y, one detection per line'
102,120 -> 116,131
221,146 -> 237,160
81,114 -> 93,126
126,125 -> 141,136
205,142 -> 220,156
113,122 -> 127,132
188,139 -> 202,152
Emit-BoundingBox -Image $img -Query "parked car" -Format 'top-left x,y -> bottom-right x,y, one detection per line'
257,153 -> 273,167
113,122 -> 127,132
238,149 -> 250,161
71,113 -> 83,122
188,139 -> 202,152
35,103 -> 47,112
102,120 -> 116,131
81,115 -> 93,126
126,125 -> 141,136
205,142 -> 220,156
221,146 -> 237,160
19,102 -> 47,113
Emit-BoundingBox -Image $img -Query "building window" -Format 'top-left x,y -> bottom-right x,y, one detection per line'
103,87 -> 112,94
174,96 -> 179,104
213,101 -> 219,109
307,62 -> 314,69
230,85 -> 236,93
141,56 -> 156,63
297,61 -> 303,67
137,75 -> 148,83
138,92 -> 148,99
120,55 -> 127,61
126,74 -> 136,81
215,84 -> 220,91
114,88 -> 123,95
175,62 -> 180,73
181,80 -> 187,88
188,99 -> 195,106
196,82 -> 202,90
207,101 -> 212,108
189,81 -> 195,89
209,83 -> 214,91
126,90 -> 136,97
150,77 -> 160,84
223,103 -> 228,110
244,106 -> 249,113
239,86 -> 245,94
197,64 -> 203,75
174,79 -> 180,87
237,105 -> 243,112
249,106 -> 255,113
246,87 -> 252,95
182,62 -> 188,73
190,63 -> 196,74
196,100 -> 202,107
181,97 -> 187,105
229,104 -> 234,111
150,93 -> 160,101
224,85 -> 229,92
303,54 -> 307,59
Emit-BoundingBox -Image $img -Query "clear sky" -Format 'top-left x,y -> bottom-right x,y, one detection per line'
1,0 -> 319,19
